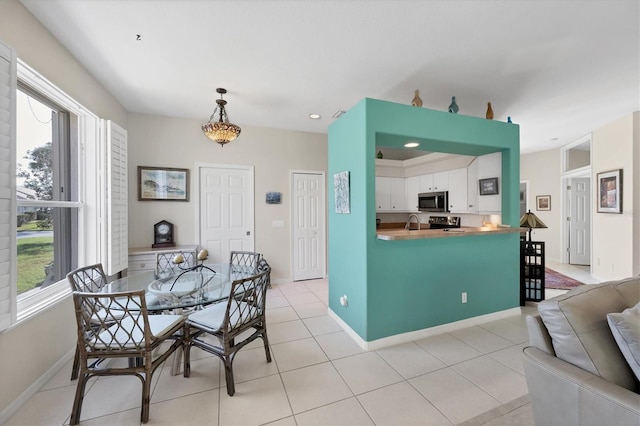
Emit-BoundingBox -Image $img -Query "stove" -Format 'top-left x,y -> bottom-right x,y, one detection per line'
428,216 -> 461,229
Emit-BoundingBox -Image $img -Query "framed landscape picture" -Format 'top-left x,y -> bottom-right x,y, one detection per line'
138,166 -> 189,201
597,169 -> 622,213
536,195 -> 551,211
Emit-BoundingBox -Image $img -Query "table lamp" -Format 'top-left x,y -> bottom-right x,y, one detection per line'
519,210 -> 548,242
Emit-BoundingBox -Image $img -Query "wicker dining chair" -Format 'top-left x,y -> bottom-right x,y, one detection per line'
229,250 -> 261,272
70,290 -> 184,425
67,264 -> 113,380
156,250 -> 196,276
183,269 -> 271,396
256,257 -> 272,289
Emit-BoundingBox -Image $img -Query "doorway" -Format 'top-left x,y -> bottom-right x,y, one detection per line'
561,135 -> 592,266
197,164 -> 254,263
291,171 -> 326,281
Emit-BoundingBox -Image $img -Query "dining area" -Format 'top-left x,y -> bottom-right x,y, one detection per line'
66,250 -> 272,424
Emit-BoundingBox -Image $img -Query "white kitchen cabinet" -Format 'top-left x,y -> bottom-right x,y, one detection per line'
478,152 -> 502,213
433,171 -> 449,191
467,158 -> 479,213
389,178 -> 406,211
448,168 -> 468,212
375,177 -> 391,211
375,177 -> 405,211
419,174 -> 433,193
405,175 -> 420,211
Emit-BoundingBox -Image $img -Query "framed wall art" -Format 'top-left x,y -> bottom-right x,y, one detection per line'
536,195 -> 551,211
138,166 -> 189,201
597,169 -> 622,213
334,171 -> 350,214
266,192 -> 281,204
479,177 -> 499,196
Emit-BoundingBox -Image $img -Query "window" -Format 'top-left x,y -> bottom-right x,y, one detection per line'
0,39 -> 130,330
16,87 -> 79,298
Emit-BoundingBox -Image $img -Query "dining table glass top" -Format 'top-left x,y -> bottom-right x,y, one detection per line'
106,263 -> 257,311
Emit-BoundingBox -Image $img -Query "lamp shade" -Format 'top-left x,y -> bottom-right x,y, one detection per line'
519,210 -> 548,229
520,210 -> 547,242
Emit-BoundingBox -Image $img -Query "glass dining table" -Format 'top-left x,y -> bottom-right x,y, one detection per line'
104,263 -> 259,375
106,263 -> 258,312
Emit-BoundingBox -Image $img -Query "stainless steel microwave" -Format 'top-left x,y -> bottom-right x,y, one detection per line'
418,191 -> 448,212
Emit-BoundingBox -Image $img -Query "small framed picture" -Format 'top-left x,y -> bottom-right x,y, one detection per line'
597,169 -> 623,213
479,177 -> 499,196
266,192 -> 281,204
536,195 -> 551,211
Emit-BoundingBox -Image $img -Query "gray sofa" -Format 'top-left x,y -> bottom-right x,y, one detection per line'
522,276 -> 640,425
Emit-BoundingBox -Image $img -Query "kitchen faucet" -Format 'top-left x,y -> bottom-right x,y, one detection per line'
405,214 -> 421,230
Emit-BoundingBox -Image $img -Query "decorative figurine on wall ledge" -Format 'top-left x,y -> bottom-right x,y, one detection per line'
507,116 -> 513,123
411,90 -> 423,107
448,96 -> 459,113
377,150 -> 383,159
486,102 -> 494,120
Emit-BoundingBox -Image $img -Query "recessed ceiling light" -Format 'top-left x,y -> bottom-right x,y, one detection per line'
309,113 -> 321,120
404,142 -> 419,148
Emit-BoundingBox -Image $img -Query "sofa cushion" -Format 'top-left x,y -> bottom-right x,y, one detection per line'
538,281 -> 637,391
607,302 -> 640,381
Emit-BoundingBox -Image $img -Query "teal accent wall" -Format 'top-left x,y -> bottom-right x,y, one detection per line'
328,98 -> 521,342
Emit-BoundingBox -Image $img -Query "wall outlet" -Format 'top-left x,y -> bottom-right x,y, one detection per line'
339,295 -> 348,307
461,292 -> 467,304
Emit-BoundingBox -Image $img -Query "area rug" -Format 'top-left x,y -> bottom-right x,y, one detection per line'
545,268 -> 584,290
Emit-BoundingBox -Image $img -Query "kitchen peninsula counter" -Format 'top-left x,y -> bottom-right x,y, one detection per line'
376,226 -> 526,241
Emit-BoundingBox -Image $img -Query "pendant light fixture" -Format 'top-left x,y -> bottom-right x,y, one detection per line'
201,88 -> 241,147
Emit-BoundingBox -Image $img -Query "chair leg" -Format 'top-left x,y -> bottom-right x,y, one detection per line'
141,375 -> 152,423
183,344 -> 191,378
262,331 -> 272,363
70,344 -> 80,381
70,374 -> 89,425
223,357 -> 236,396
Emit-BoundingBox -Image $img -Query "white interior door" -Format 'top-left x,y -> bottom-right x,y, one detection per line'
292,172 -> 325,281
569,177 -> 590,265
199,165 -> 254,263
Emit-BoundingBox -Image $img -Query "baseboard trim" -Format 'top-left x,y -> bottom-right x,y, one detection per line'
328,307 -> 523,351
0,347 -> 75,425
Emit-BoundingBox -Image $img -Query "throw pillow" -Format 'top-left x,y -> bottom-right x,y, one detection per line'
607,302 -> 640,381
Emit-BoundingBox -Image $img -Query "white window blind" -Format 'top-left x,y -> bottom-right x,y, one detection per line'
104,120 -> 128,275
0,40 -> 17,331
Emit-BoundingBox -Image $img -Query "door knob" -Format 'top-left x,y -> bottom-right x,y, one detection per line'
246,231 -> 251,236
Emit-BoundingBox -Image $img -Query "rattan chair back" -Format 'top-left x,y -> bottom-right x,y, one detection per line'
156,251 -> 196,276
67,263 -> 107,293
70,290 -> 184,424
184,269 -> 271,396
67,263 -> 109,380
229,250 -> 261,271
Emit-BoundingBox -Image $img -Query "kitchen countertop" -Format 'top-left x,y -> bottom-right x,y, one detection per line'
376,226 -> 526,240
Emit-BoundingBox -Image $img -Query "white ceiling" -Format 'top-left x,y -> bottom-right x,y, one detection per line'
21,0 -> 639,154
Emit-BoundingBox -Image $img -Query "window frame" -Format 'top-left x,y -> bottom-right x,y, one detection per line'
11,59 -> 100,326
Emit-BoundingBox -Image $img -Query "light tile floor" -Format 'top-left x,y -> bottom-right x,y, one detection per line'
7,265 -> 598,426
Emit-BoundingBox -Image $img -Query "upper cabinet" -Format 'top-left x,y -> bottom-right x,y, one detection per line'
448,168 -> 468,212
467,159 -> 479,213
376,177 -> 406,212
405,175 -> 420,211
433,171 -> 449,192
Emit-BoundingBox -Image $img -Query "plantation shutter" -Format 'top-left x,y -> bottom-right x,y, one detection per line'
0,41 -> 17,331
104,120 -> 128,276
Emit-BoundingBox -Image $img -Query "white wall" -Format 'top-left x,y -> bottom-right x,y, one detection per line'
591,112 -> 639,280
0,0 -> 128,416
127,113 -> 328,282
520,148 -> 562,262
